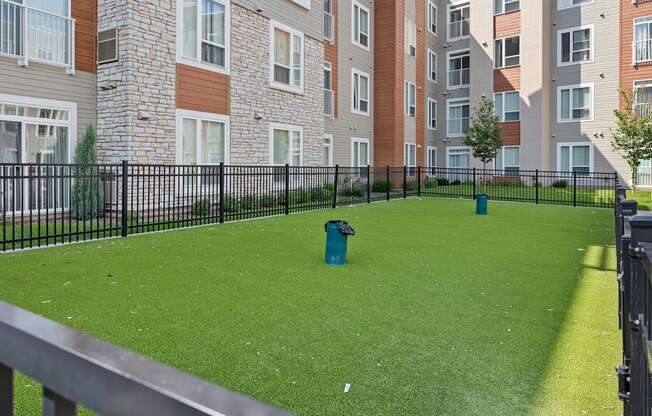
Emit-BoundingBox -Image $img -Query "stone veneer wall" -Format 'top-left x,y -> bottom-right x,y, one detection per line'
229,4 -> 324,166
96,0 -> 176,164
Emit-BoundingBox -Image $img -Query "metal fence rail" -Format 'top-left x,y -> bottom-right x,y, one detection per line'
1,162 -> 618,252
0,300 -> 289,416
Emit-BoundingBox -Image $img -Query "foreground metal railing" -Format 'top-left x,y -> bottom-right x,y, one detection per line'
0,300 -> 289,416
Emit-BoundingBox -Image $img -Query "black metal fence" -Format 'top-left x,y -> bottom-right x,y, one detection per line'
1,163 -> 617,252
0,300 -> 289,416
615,186 -> 652,415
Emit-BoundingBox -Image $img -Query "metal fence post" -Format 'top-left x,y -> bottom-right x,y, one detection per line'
535,169 -> 540,204
472,167 -> 477,199
403,166 -> 407,199
332,165 -> 339,209
573,170 -> 577,207
219,163 -> 225,224
0,363 -> 12,416
417,165 -> 422,197
366,165 -> 371,204
121,160 -> 128,237
284,164 -> 290,215
43,387 -> 76,416
386,165 -> 390,201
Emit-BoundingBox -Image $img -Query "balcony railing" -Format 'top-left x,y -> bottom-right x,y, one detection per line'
634,39 -> 652,64
0,0 -> 75,72
324,88 -> 334,118
324,11 -> 334,43
637,102 -> 652,118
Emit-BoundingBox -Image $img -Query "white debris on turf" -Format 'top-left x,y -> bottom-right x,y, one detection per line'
344,383 -> 351,393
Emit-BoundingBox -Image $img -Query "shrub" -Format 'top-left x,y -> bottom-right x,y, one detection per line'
192,198 -> 211,217
450,180 -> 462,186
72,126 -> 104,220
223,196 -> 239,213
339,182 -> 366,197
552,180 -> 568,189
423,177 -> 436,188
259,194 -> 277,208
436,178 -> 450,186
372,179 -> 392,193
323,183 -> 335,193
405,178 -> 418,191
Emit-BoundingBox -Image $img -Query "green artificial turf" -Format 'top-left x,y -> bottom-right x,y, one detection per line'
0,198 -> 619,415
627,190 -> 652,211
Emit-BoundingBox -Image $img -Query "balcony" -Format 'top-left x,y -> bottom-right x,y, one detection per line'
324,88 -> 334,119
0,0 -> 75,73
324,11 -> 334,43
634,39 -> 652,65
637,102 -> 652,119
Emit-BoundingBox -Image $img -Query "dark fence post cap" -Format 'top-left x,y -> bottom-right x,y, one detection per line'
630,214 -> 652,229
622,200 -> 638,211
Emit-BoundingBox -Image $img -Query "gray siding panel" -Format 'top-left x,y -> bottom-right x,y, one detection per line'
234,0 -> 323,40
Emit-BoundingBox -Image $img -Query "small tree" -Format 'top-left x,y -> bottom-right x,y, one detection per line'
464,97 -> 503,193
612,89 -> 652,190
72,126 -> 104,220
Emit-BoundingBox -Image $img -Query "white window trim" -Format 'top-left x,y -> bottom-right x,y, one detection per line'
447,3 -> 470,42
427,97 -> 437,130
427,146 -> 437,167
175,109 -> 231,165
289,0 -> 310,9
351,0 -> 371,51
557,83 -> 594,123
634,17 -> 652,65
405,18 -> 417,56
494,145 -> 520,170
0,93 -> 78,163
351,68 -> 371,116
557,24 -> 594,67
324,134 -> 334,167
446,97 -> 470,138
269,20 -> 305,95
557,0 -> 593,11
404,143 -> 417,167
351,137 -> 370,167
494,0 -> 520,15
427,1 -> 438,36
428,49 -> 438,83
268,122 -> 304,166
447,48 -> 470,90
175,0 -> 231,75
556,142 -> 594,172
404,81 -> 416,117
494,36 -> 520,69
446,145 -> 471,168
494,91 -> 520,122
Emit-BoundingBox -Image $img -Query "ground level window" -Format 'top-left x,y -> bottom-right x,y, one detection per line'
351,137 -> 369,167
447,146 -> 470,182
404,143 -> 416,167
270,123 -> 303,166
427,146 -> 437,168
558,143 -> 591,174
323,134 -> 333,167
177,111 -> 229,165
494,146 -> 520,175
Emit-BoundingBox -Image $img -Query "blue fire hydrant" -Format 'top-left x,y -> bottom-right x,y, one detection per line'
476,194 -> 488,215
325,220 -> 356,265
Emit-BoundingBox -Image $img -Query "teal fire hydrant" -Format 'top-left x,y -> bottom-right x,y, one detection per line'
476,194 -> 488,215
325,220 -> 356,265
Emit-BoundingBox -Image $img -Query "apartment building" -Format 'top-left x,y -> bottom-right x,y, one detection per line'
0,0 -> 638,184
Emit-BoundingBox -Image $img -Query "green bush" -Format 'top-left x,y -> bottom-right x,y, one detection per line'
423,177 -> 436,188
436,178 -> 450,186
192,198 -> 211,217
372,179 -> 392,193
339,182 -> 366,197
323,183 -> 335,193
405,178 -> 418,191
259,194 -> 277,208
552,180 -> 568,189
223,196 -> 240,213
72,126 -> 104,220
450,180 -> 461,186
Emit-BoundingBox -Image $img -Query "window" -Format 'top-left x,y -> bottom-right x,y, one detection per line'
447,147 -> 470,170
97,28 -> 119,64
494,36 -> 520,68
270,123 -> 303,166
558,84 -> 593,122
177,110 -> 230,166
352,138 -> 370,167
324,0 -> 334,42
495,146 -> 520,174
428,49 -> 437,82
405,18 -> 416,56
427,146 -> 437,168
494,0 -> 519,15
558,26 -> 593,65
323,134 -> 333,166
427,98 -> 437,130
634,17 -> 652,64
352,1 -> 370,50
448,3 -> 470,41
404,143 -> 416,167
558,143 -> 592,174
494,91 -> 520,122
178,0 -> 230,73
448,49 -> 470,89
404,81 -> 416,117
635,80 -> 652,118
352,68 -> 370,115
447,98 -> 470,137
558,0 -> 593,10
270,21 -> 304,93
324,62 -> 334,117
428,1 -> 438,35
